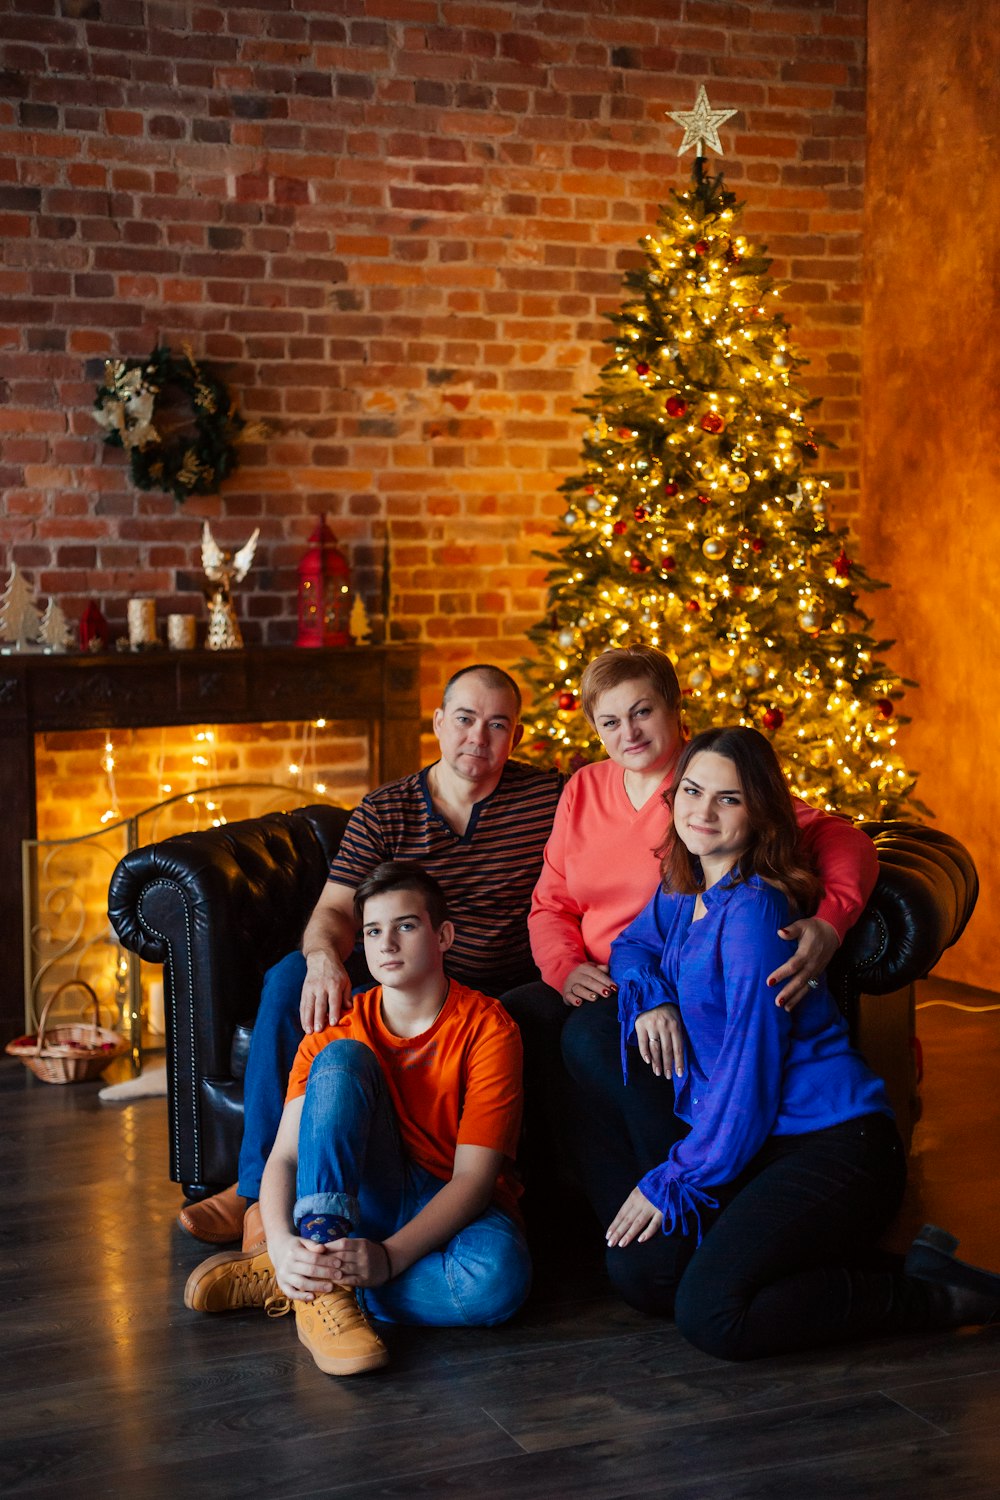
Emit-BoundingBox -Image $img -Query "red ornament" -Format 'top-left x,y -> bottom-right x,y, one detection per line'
696,493 -> 710,506
661,555 -> 676,572
834,549 -> 852,578
296,518 -> 352,647
762,706 -> 784,731
584,484 -> 595,494
628,555 -> 648,573
617,427 -> 633,439
558,691 -> 578,711
663,481 -> 679,497
701,412 -> 725,434
78,600 -> 110,653
635,361 -> 650,376
751,538 -> 764,554
801,431 -> 819,458
666,396 -> 688,419
876,698 -> 895,719
694,239 -> 709,255
613,520 -> 628,535
685,599 -> 701,613
633,506 -> 647,521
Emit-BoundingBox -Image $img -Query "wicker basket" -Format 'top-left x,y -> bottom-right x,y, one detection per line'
5,981 -> 129,1084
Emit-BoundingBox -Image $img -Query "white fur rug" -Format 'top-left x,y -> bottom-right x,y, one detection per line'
99,1063 -> 168,1102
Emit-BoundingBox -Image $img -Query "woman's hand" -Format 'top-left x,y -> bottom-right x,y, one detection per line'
768,916 -> 839,1010
561,962 -> 617,1008
634,1002 -> 684,1077
606,1187 -> 663,1248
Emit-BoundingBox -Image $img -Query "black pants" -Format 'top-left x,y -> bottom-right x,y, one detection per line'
562,996 -> 940,1361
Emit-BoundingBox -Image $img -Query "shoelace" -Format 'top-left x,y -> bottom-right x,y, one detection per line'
226,1263 -> 279,1309
265,1293 -> 291,1319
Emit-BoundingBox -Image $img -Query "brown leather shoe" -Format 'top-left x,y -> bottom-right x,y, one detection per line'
242,1201 -> 266,1254
177,1184 -> 246,1245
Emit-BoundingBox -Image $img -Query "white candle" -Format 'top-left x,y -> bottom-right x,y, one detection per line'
167,613 -> 197,650
127,598 -> 156,646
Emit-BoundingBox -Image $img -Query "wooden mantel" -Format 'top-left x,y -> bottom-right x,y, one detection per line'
0,644 -> 422,1038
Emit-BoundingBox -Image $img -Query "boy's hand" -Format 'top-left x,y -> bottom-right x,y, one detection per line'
325,1237 -> 394,1289
270,1233 -> 339,1301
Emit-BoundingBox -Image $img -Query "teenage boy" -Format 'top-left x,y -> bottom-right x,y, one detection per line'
184,863 -> 532,1377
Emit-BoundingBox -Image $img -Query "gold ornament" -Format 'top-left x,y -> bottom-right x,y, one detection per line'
744,661 -> 765,684
799,609 -> 821,632
728,471 -> 750,494
667,85 -> 738,158
702,536 -> 727,560
201,522 -> 259,651
688,666 -> 711,691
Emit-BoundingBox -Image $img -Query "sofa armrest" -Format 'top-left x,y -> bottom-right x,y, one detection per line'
107,803 -> 351,1189
829,821 -> 978,1023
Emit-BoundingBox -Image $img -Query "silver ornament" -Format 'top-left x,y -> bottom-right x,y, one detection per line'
585,496 -> 602,515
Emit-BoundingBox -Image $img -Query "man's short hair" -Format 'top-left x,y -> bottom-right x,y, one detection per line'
441,663 -> 522,717
580,645 -> 682,725
354,861 -> 450,930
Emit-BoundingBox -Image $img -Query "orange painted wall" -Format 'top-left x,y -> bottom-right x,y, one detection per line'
861,2 -> 999,989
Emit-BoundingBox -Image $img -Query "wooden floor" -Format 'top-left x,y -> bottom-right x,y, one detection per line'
3,977 -> 1000,1498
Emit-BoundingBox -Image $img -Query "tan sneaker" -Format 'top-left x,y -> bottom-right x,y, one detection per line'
294,1287 -> 389,1375
184,1247 -> 280,1313
241,1202 -> 266,1255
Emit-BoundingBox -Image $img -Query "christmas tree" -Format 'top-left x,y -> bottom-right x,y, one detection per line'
0,562 -> 42,650
521,101 -> 919,820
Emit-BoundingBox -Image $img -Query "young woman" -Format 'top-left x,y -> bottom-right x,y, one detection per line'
598,725 -> 1000,1360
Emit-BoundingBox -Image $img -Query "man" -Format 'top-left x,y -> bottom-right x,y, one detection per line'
179,664 -> 563,1247
184,864 -> 531,1375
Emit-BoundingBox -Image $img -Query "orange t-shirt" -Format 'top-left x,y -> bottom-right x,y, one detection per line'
285,981 -> 523,1220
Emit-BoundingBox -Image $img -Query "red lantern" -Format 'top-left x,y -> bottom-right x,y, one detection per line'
296,519 -> 352,647
79,600 -> 110,653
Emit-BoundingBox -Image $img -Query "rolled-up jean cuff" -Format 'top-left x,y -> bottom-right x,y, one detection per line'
293,1192 -> 359,1231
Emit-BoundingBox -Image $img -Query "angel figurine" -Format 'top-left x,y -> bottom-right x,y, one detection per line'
201,521 -> 259,650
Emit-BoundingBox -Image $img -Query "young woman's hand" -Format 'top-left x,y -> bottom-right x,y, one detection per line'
561,962 -> 617,1007
606,1187 -> 663,1247
634,1002 -> 684,1077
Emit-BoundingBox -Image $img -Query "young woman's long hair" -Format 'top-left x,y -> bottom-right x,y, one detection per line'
656,726 -> 821,915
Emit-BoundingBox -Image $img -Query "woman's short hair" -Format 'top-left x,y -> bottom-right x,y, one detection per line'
354,861 -> 449,930
580,645 -> 682,724
657,726 -> 821,914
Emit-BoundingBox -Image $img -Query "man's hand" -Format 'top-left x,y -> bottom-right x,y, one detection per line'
561,962 -> 617,1008
767,916 -> 840,1011
270,1233 -> 338,1302
634,1003 -> 684,1078
299,950 -> 352,1033
606,1186 -> 662,1248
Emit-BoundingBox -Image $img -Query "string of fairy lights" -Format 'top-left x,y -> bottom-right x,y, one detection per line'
520,135 -> 919,820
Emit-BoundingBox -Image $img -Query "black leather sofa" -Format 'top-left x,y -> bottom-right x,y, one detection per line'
108,808 -> 977,1198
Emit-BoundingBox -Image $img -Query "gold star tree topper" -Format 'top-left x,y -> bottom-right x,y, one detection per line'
667,85 -> 738,157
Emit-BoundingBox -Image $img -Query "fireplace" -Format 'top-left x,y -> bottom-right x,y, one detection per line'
1,645 -> 421,1039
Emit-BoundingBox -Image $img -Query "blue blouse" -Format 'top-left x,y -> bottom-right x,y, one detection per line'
609,875 -> 891,1243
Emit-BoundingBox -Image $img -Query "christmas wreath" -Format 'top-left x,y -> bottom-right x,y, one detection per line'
94,344 -> 254,502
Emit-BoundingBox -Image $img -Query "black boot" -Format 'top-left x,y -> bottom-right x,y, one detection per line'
905,1224 -> 1000,1327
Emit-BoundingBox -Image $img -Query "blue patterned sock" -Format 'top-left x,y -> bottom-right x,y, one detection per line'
297,1212 -> 350,1244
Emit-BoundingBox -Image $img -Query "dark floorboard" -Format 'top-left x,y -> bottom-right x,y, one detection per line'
3,975 -> 1000,1498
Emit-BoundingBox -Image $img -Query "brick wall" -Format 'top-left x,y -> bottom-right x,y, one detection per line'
1,0 -> 866,717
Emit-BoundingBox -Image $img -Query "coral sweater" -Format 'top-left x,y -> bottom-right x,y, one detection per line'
529,758 -> 879,993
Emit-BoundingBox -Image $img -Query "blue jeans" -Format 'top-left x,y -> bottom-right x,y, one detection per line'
237,949 -> 376,1199
292,1037 -> 532,1327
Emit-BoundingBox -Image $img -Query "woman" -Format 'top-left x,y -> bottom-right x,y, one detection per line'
599,726 -> 1000,1360
515,646 -> 878,1201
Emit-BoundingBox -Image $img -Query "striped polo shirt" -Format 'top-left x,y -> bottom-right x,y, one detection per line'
328,760 -> 564,994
